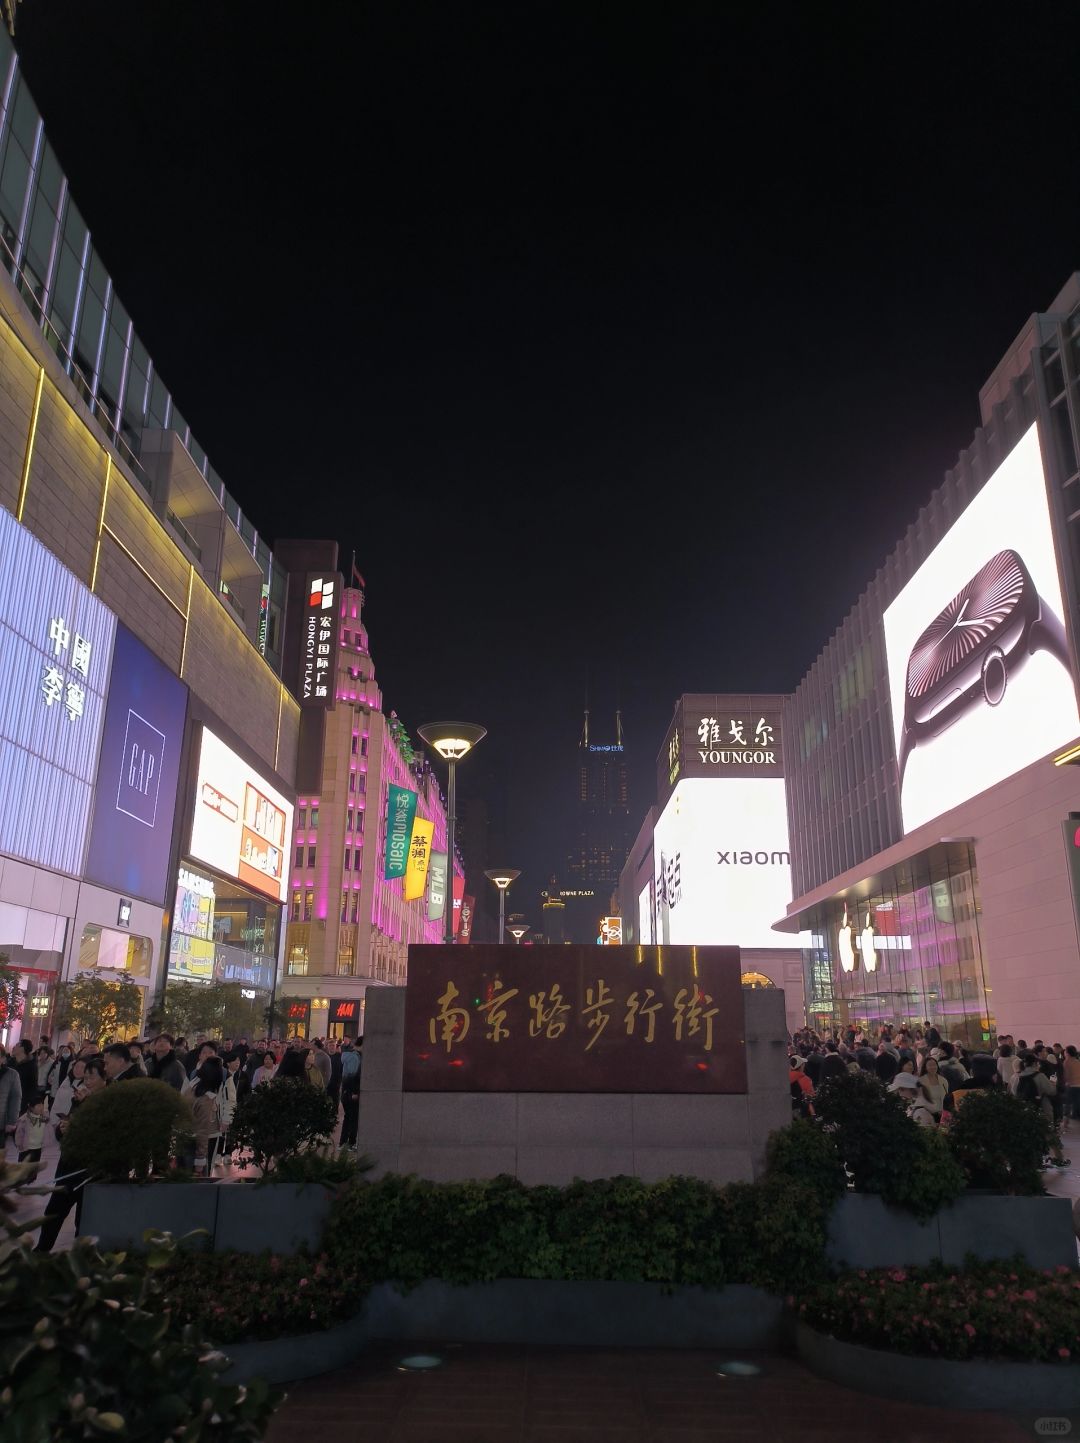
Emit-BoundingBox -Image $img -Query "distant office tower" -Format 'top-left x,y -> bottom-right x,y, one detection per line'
566,710 -> 631,926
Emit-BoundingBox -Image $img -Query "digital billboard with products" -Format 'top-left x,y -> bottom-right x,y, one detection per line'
652,777 -> 793,951
0,505 -> 116,875
188,727 -> 294,902
84,624 -> 188,905
883,425 -> 1079,833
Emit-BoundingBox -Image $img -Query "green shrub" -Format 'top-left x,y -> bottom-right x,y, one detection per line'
158,1251 -> 364,1344
947,1089 -> 1052,1194
271,1149 -> 374,1188
814,1071 -> 964,1219
230,1077 -> 336,1175
62,1079 -> 193,1182
324,1171 -> 829,1294
765,1120 -> 847,1204
798,1258 -> 1080,1362
0,1159 -> 279,1442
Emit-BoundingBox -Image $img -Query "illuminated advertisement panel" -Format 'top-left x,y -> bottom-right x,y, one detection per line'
85,625 -> 188,905
0,505 -> 115,874
638,882 -> 654,944
883,425 -> 1079,833
652,777 -> 793,950
189,727 -> 293,901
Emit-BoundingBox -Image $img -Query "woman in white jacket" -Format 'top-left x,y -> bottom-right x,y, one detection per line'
216,1053 -> 242,1167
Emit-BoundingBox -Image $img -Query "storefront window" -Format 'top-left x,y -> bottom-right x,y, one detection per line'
800,845 -> 993,1047
79,924 -> 152,978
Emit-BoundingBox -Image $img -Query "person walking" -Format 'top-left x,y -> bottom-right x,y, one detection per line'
34,1059 -> 107,1253
0,1045 -> 23,1158
15,1094 -> 48,1162
147,1035 -> 187,1090
191,1058 -> 226,1176
1016,1051 -> 1070,1167
304,1047 -> 327,1091
310,1040 -> 332,1088
912,1055 -> 948,1126
217,1052 -> 242,1166
13,1040 -> 37,1105
1063,1045 -> 1080,1126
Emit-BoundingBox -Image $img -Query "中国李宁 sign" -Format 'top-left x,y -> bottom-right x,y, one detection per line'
402,944 -> 747,1093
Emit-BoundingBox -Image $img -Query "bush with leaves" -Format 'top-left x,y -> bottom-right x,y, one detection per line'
62,1078 -> 193,1183
765,1119 -> 848,1205
814,1070 -> 965,1219
0,1161 -> 279,1442
270,1149 -> 374,1188
947,1088 -> 1052,1194
230,1077 -> 336,1176
324,1170 -> 830,1294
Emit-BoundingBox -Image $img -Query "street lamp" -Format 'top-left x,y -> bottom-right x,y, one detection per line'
507,922 -> 530,945
484,868 -> 520,945
417,721 -> 487,945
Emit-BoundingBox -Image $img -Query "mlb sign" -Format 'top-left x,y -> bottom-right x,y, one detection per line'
299,571 -> 342,708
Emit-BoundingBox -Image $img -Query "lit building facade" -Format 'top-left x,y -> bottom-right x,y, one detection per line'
619,694 -> 805,1034
0,31 -> 299,1044
276,570 -> 455,1038
778,275 -> 1080,1046
565,710 -> 630,939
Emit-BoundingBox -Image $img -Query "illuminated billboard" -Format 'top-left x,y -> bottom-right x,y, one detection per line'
652,777 -> 793,950
883,425 -> 1078,833
0,505 -> 115,874
189,727 -> 293,901
637,883 -> 654,944
85,625 -> 188,905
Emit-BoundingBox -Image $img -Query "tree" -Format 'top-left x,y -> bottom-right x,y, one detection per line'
157,981 -> 267,1042
53,968 -> 143,1047
0,953 -> 23,1033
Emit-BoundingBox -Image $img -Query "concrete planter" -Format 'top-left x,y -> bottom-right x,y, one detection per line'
797,1321 -> 1080,1412
827,1192 -> 1077,1270
218,1313 -> 368,1385
361,1280 -> 784,1348
214,1181 -> 333,1254
81,1181 -> 219,1251
80,1180 -> 332,1254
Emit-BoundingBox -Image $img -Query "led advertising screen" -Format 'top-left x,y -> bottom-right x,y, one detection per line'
883,425 -> 1079,833
0,505 -> 116,875
189,727 -> 293,901
637,882 -> 654,944
84,624 -> 188,905
652,777 -> 793,950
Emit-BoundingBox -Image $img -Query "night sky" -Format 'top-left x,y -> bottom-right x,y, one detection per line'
13,2 -> 1080,921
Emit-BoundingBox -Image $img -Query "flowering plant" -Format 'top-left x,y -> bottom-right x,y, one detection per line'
797,1259 -> 1080,1363
158,1251 -> 365,1344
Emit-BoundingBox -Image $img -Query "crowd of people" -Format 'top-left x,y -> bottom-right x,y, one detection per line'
788,1021 -> 1080,1168
0,1031 -> 366,1250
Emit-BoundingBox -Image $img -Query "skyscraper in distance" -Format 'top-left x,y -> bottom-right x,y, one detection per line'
564,709 -> 630,938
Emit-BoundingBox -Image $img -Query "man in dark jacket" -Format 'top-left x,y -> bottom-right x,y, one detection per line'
820,1043 -> 847,1081
0,1045 -> 22,1155
874,1043 -> 900,1086
147,1035 -> 187,1090
102,1043 -> 141,1084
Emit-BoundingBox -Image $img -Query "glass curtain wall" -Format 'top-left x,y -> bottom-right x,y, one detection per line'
800,844 -> 993,1047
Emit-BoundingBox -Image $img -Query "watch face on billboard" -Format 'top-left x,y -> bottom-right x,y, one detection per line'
652,777 -> 793,950
883,425 -> 1079,833
0,505 -> 116,874
189,727 -> 294,901
85,625 -> 188,904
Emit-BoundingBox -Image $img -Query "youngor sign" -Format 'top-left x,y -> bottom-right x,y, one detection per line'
656,694 -> 786,809
188,727 -> 293,902
384,784 -> 417,880
652,777 -> 793,950
85,624 -> 188,905
402,943 -> 747,1092
0,505 -> 116,875
883,425 -> 1078,833
299,572 -> 341,707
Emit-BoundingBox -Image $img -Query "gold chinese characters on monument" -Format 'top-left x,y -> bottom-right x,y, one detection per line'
402,944 -> 747,1093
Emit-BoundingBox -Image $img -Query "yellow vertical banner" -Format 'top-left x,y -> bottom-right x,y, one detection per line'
404,817 -> 435,901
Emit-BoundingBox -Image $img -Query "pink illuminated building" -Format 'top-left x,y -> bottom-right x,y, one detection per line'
277,577 -> 458,1038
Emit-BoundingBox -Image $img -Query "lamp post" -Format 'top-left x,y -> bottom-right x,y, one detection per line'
484,869 -> 520,945
416,722 -> 487,945
507,923 -> 530,945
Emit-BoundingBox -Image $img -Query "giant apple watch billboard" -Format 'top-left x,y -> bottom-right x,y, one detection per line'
883,425 -> 1079,833
188,727 -> 293,901
652,777 -> 793,950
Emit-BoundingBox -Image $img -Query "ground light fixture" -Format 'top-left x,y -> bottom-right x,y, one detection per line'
416,722 -> 487,945
395,1354 -> 444,1372
507,922 -> 530,944
484,867 -> 520,944
714,1361 -> 764,1377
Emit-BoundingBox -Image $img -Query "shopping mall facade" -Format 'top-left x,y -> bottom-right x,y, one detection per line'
778,274 -> 1080,1046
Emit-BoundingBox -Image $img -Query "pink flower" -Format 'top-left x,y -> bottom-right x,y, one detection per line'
1059,1348 -> 1071,1359
963,1324 -> 976,1337
1021,1289 -> 1037,1302
299,1278 -> 309,1288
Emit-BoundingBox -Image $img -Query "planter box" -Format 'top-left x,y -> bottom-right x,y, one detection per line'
80,1180 -> 332,1255
81,1181 -> 219,1251
828,1193 -> 1077,1270
797,1320 -> 1080,1412
361,1280 -> 784,1348
214,1182 -> 333,1255
219,1313 -> 367,1385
